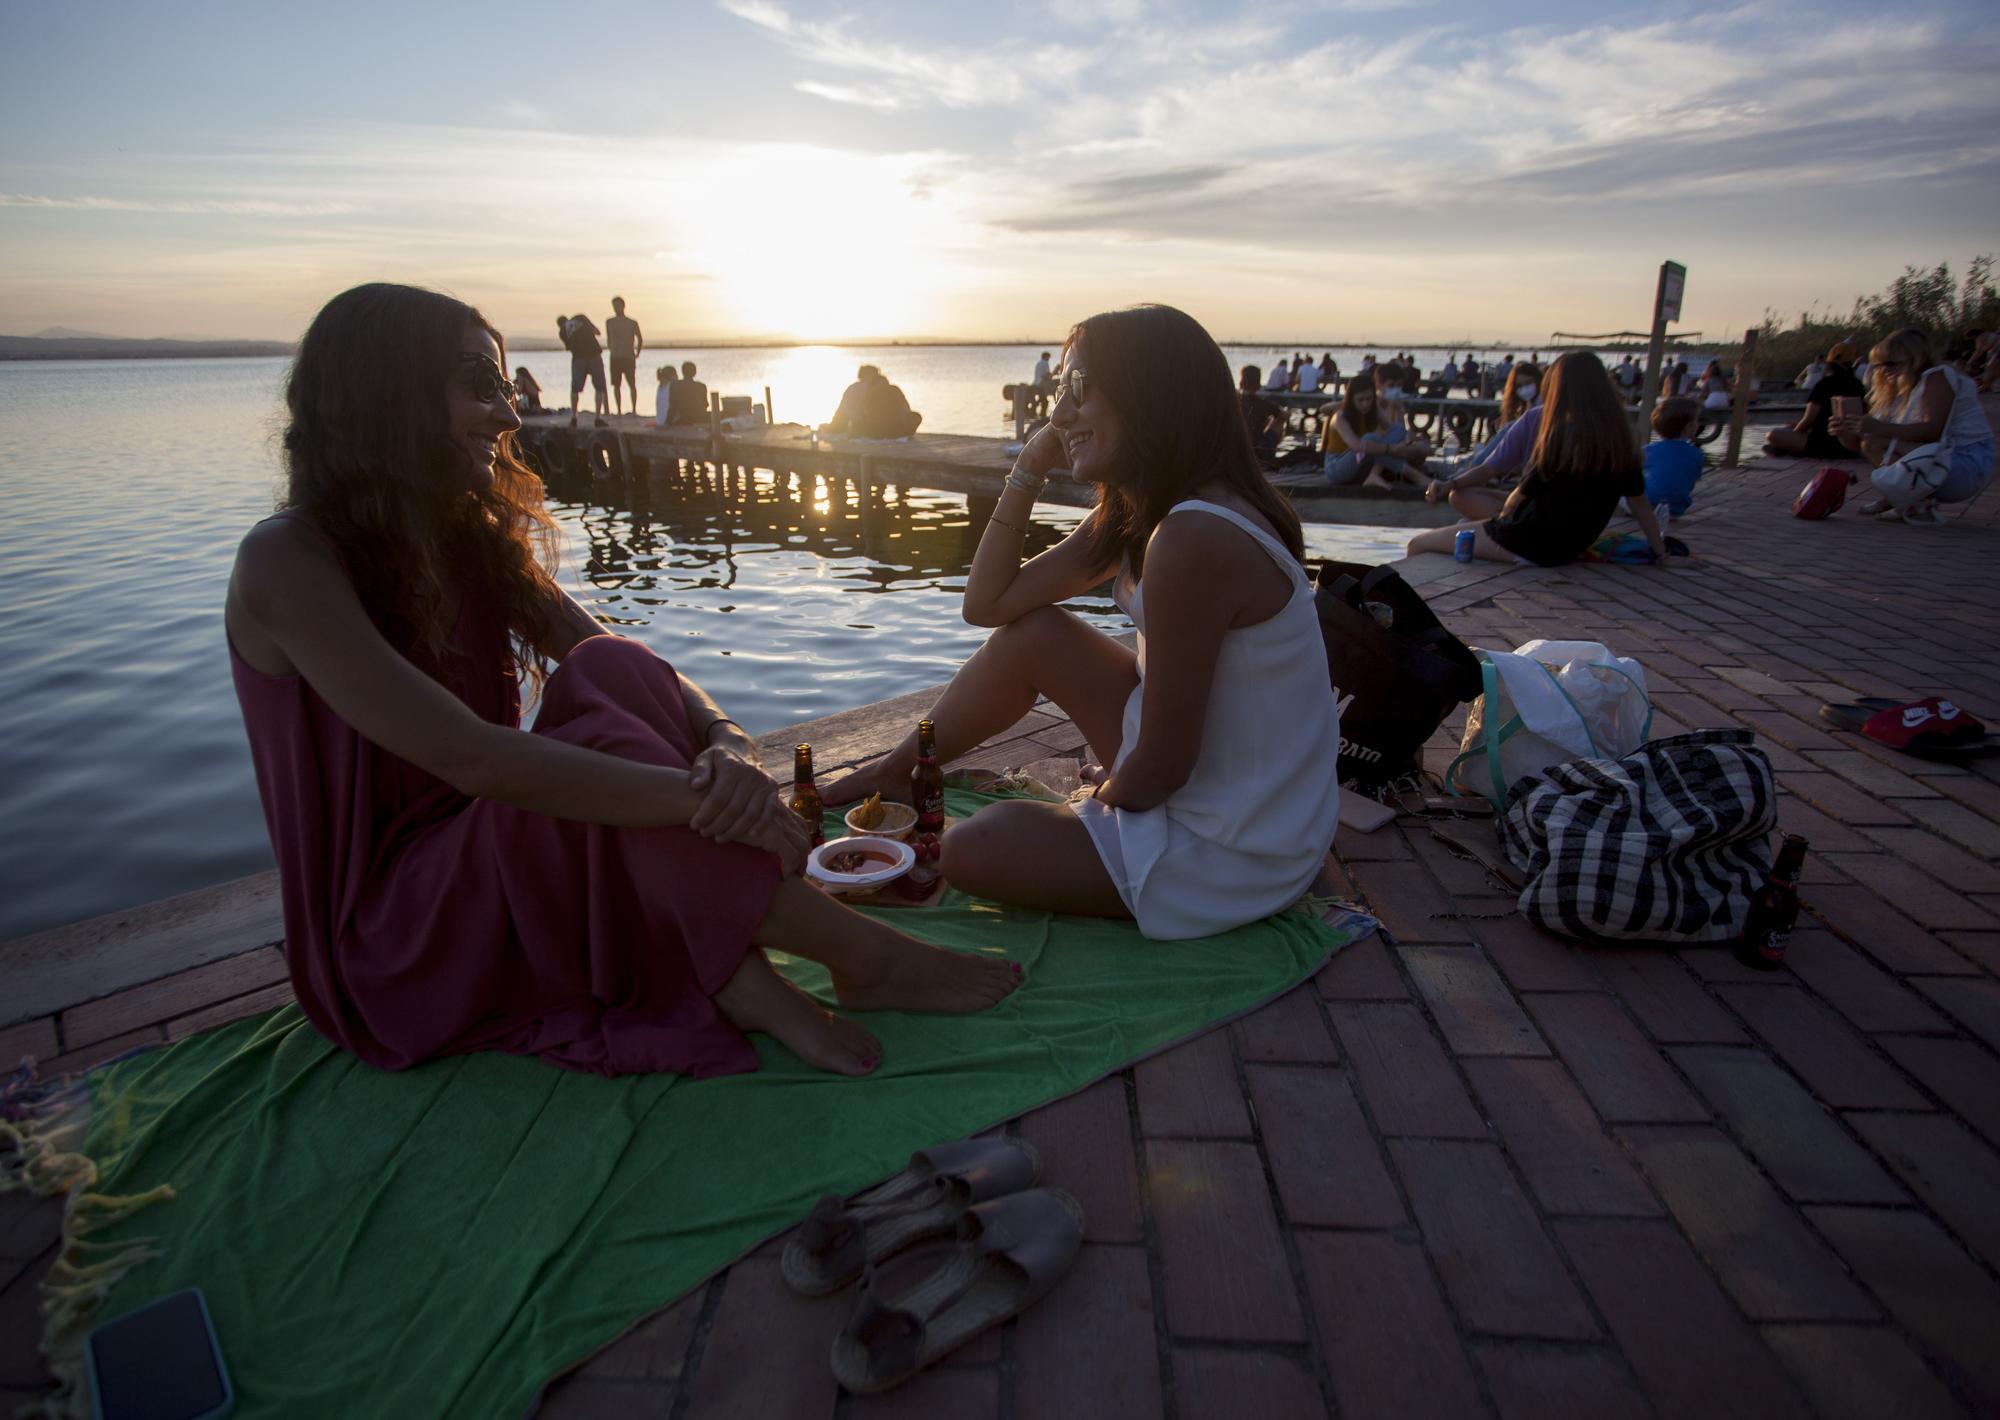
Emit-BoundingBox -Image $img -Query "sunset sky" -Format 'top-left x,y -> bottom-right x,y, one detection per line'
2,0 -> 1995,345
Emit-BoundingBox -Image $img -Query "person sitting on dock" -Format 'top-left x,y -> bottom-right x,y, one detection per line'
1318,353 -> 1339,387
1409,352 -> 1666,565
513,366 -> 544,415
1831,326 -> 1996,524
827,365 -> 922,439
1032,350 -> 1056,396
225,283 -> 1019,1082
1698,359 -> 1733,412
1238,365 -> 1283,460
1322,374 -> 1430,487
1763,340 -> 1865,460
825,303 -> 1340,939
668,359 -> 708,424
1294,355 -> 1321,394
653,363 -> 677,428
1262,357 -> 1291,392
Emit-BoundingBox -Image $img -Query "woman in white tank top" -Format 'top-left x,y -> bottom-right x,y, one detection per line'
827,305 -> 1342,939
1835,326 -> 1996,523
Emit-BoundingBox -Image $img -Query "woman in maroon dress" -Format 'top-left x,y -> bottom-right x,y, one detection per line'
226,284 -> 1017,1080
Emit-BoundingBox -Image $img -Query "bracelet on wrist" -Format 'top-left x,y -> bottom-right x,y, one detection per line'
1006,468 -> 1047,493
987,515 -> 1027,535
705,716 -> 744,743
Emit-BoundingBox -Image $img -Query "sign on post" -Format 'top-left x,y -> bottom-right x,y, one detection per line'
1660,262 -> 1687,324
1637,260 -> 1688,437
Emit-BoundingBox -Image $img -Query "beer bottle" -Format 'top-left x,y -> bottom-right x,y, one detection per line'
1733,834 -> 1807,971
906,719 -> 946,890
789,743 -> 825,847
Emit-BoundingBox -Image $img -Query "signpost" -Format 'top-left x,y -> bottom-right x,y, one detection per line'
1637,260 -> 1687,438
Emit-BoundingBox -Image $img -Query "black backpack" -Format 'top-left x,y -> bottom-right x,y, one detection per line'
1314,562 -> 1483,789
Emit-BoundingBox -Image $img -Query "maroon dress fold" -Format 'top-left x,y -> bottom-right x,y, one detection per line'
230,582 -> 779,1078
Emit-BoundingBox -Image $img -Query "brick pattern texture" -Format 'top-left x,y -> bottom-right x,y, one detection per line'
8,418 -> 2000,1417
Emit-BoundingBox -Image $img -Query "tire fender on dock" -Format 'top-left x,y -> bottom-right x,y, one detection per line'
588,431 -> 626,478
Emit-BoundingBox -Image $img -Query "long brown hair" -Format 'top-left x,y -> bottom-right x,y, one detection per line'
1071,305 -> 1304,578
1526,352 -> 1639,479
1499,362 -> 1537,424
282,283 -> 561,686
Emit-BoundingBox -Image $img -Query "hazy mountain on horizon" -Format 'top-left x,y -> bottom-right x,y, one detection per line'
29,325 -> 116,340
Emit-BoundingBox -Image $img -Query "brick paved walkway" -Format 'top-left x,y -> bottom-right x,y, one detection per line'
6,410 -> 2000,1417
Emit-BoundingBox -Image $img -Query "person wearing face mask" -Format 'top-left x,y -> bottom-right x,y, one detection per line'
1321,376 -> 1430,486
222,284 -> 1020,1083
826,304 -> 1341,940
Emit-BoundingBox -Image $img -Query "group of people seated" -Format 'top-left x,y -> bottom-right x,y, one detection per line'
1263,352 -> 1342,394
654,361 -> 711,426
227,287 -> 1339,1083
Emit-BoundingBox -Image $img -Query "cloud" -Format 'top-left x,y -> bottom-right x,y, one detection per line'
717,0 -> 1087,109
794,80 -> 901,110
0,192 -> 358,216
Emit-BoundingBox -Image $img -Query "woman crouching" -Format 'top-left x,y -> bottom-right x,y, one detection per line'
828,305 -> 1341,939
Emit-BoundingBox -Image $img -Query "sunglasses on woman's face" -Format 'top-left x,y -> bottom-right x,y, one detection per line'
1052,366 -> 1091,407
456,354 -> 519,407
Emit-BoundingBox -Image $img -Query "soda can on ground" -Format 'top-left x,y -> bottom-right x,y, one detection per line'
1454,529 -> 1475,562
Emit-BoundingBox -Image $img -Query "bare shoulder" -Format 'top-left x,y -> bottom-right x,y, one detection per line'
231,515 -> 347,619
1149,507 -> 1242,569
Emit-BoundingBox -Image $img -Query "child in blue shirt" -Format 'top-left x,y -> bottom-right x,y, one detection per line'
1643,398 -> 1704,517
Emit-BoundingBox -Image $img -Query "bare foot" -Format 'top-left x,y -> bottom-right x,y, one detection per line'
714,949 -> 880,1076
829,934 -> 1021,1015
822,755 -> 914,807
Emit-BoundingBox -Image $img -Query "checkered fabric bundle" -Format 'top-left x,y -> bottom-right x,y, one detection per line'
1499,729 -> 1776,944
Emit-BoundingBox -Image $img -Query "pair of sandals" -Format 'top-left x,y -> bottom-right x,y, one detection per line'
1856,495 -> 1945,525
782,1137 -> 1083,1394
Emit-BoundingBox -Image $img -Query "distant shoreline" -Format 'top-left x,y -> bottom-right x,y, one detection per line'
2,334 -> 1708,363
0,336 -> 295,361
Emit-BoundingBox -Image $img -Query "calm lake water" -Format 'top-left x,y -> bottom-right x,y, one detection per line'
0,347 -> 1417,939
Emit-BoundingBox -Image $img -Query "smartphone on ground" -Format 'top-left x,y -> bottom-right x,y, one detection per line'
84,1287 -> 234,1420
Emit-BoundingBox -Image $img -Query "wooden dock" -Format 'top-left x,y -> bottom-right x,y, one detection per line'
515,416 -> 1462,530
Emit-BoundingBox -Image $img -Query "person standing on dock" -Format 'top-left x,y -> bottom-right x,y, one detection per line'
1032,350 -> 1055,396
560,313 -> 608,427
605,296 -> 644,417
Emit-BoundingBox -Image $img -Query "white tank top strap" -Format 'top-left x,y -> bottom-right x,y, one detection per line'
1165,499 -> 1307,589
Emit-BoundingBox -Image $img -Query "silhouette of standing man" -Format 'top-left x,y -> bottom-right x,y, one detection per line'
605,296 -> 643,416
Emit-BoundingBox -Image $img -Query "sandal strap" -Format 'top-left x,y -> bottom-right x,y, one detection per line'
844,1265 -> 927,1377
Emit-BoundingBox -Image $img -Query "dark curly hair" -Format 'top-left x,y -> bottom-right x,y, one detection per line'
1069,304 -> 1304,579
282,282 -> 561,687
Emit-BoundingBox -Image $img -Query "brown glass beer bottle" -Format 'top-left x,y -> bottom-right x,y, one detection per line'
905,719 -> 945,891
789,743 -> 825,847
1734,834 -> 1807,971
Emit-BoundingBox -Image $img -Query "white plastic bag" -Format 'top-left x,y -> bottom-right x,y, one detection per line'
1448,640 -> 1651,806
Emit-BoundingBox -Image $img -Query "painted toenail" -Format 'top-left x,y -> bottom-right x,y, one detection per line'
1011,963 -> 1022,976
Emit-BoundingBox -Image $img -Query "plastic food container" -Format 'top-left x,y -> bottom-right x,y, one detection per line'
842,801 -> 918,842
807,836 -> 916,893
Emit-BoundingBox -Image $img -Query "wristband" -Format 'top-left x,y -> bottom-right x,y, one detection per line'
987,516 -> 1027,535
705,716 -> 744,743
1006,468 -> 1047,493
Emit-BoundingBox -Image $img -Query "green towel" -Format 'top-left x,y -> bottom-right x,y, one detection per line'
37,789 -> 1360,1418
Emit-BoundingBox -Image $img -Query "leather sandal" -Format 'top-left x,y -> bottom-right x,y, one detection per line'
781,1137 -> 1040,1296
830,1188 -> 1083,1393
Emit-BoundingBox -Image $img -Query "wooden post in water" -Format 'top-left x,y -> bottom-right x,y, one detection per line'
764,385 -> 774,426
708,391 -> 722,471
1722,328 -> 1759,468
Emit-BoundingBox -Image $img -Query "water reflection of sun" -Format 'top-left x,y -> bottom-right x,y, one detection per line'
674,146 -> 954,341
